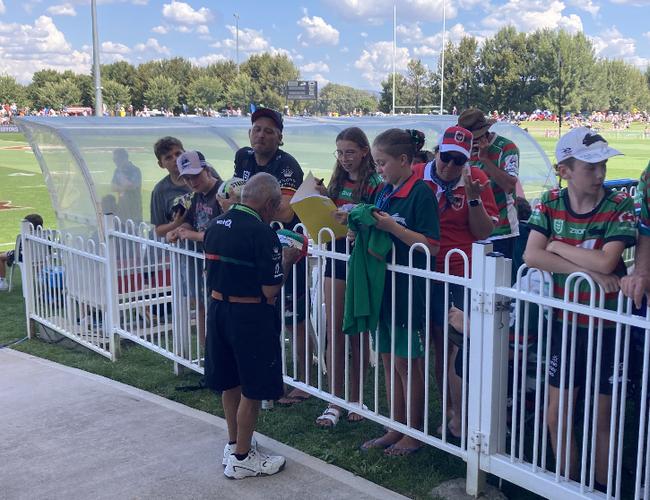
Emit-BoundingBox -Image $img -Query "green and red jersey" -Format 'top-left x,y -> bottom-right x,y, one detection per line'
330,173 -> 383,208
468,134 -> 519,239
528,187 -> 637,325
637,162 -> 650,237
412,161 -> 499,276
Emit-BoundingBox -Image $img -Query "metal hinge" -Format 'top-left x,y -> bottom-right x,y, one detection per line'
472,291 -> 509,314
470,431 -> 489,455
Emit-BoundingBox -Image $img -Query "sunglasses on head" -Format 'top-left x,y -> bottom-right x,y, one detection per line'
440,151 -> 467,166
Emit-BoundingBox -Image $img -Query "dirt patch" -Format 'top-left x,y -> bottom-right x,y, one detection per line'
0,201 -> 25,210
0,145 -> 32,151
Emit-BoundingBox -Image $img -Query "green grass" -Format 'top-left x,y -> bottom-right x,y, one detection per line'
0,272 -> 543,499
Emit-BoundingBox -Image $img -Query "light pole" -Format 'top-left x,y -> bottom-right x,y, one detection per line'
392,3 -> 396,115
91,0 -> 103,116
233,13 -> 240,73
439,0 -> 446,115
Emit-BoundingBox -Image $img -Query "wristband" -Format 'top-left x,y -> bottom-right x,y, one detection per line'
468,198 -> 482,207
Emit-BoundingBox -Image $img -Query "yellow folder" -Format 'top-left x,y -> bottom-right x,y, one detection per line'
290,172 -> 348,243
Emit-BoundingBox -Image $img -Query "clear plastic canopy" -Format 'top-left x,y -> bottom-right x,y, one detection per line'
16,115 -> 554,238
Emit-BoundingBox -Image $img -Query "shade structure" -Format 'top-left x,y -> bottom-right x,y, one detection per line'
16,115 -> 554,238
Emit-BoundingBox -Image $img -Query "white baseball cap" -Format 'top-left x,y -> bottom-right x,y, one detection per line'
555,127 -> 622,164
177,150 -> 211,176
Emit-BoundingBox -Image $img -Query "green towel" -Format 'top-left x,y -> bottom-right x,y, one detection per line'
343,204 -> 392,336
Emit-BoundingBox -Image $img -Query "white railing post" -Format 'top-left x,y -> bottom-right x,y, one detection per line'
103,213 -> 119,360
480,252 -> 512,459
466,241 -> 491,496
20,220 -> 35,338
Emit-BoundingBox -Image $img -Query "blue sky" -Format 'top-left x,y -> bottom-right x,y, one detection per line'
0,0 -> 648,90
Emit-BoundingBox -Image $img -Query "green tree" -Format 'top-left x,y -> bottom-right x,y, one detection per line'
242,53 -> 299,107
312,83 -> 378,115
0,75 -> 28,107
73,74 -> 94,107
225,73 -> 259,109
203,61 -> 239,87
379,73 -> 411,113
187,76 -> 225,114
602,60 -> 650,111
100,61 -> 137,91
438,37 -> 480,112
101,79 -> 131,110
144,75 -> 179,111
36,79 -> 82,109
406,59 -> 433,113
160,57 -> 197,111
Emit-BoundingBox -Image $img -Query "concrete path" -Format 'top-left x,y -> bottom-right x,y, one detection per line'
0,349 -> 405,500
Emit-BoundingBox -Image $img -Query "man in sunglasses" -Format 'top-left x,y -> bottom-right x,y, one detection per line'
459,108 -> 520,259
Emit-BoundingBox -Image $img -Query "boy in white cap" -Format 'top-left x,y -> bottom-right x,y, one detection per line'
524,127 -> 637,492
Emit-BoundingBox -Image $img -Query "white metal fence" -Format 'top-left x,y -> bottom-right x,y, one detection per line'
19,218 -> 650,499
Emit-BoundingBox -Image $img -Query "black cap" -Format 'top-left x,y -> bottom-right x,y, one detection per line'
251,107 -> 283,131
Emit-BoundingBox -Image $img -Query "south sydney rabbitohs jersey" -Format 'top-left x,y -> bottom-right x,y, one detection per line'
637,162 -> 650,237
468,134 -> 519,238
527,187 -> 637,324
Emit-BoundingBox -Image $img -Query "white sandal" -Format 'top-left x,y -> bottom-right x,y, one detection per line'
316,406 -> 341,427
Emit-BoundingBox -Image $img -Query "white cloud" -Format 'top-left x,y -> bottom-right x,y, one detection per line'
609,0 -> 650,4
644,31 -> 650,40
354,41 -> 410,87
311,74 -> 330,86
46,3 -> 77,16
323,0 -> 458,24
340,46 -> 349,53
162,1 -> 212,25
0,1 -> 5,15
152,25 -> 168,34
0,16 -> 91,83
297,15 -> 339,46
134,37 -> 170,55
196,25 -> 209,35
300,61 -> 330,73
101,41 -> 131,54
188,53 -> 227,66
397,22 -> 470,57
566,0 -> 600,15
590,26 -> 648,67
481,0 -> 583,34
215,25 -> 290,58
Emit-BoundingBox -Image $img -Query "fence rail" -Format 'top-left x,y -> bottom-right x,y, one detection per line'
19,219 -> 650,499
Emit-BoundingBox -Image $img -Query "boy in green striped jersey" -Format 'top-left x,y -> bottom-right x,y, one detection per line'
525,127 -> 637,491
621,161 -> 650,309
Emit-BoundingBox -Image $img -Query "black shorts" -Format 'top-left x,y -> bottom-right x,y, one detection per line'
204,300 -> 283,400
323,238 -> 349,280
431,282 -> 467,330
283,256 -> 307,324
548,321 -> 622,396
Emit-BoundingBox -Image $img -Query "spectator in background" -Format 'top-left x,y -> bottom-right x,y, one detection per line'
0,214 -> 43,291
459,109 -> 520,259
111,148 -> 142,224
150,137 -> 190,238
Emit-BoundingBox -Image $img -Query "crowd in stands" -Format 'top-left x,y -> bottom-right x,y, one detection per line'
133,105 -> 650,485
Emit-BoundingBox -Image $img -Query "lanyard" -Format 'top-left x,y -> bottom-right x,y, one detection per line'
232,204 -> 262,221
375,175 -> 411,211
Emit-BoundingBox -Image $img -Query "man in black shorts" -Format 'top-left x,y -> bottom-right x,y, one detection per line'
233,107 -> 310,405
204,173 -> 301,479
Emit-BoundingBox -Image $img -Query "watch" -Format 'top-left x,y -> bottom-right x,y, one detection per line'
468,198 -> 482,207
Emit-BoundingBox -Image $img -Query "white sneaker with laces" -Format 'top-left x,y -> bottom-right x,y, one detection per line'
224,448 -> 286,479
222,437 -> 257,466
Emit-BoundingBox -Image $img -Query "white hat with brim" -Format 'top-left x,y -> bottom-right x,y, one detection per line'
555,127 -> 623,164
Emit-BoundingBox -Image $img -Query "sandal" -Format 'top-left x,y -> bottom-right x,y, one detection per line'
316,406 -> 341,428
359,431 -> 402,452
384,443 -> 422,457
277,390 -> 311,406
347,402 -> 368,422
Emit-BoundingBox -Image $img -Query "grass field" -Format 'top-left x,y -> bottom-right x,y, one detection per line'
1,121 -> 648,249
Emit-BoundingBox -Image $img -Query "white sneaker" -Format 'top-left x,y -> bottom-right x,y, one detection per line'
0,279 -> 8,291
222,437 -> 257,466
224,448 -> 286,479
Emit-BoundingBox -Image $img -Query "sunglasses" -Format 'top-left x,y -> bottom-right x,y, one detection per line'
439,152 -> 467,166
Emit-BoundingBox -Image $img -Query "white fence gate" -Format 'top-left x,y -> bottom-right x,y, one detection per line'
19,219 -> 650,499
